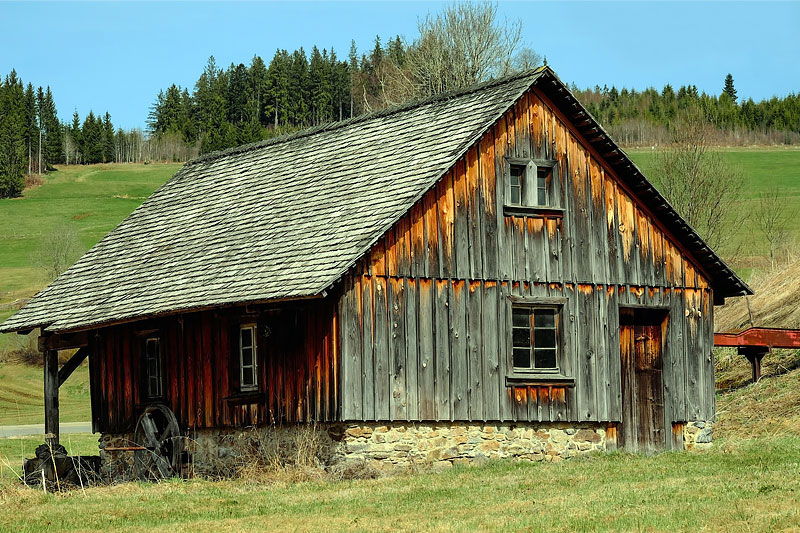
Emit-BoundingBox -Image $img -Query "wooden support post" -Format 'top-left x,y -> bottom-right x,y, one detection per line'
58,347 -> 89,387
739,347 -> 768,383
44,349 -> 59,445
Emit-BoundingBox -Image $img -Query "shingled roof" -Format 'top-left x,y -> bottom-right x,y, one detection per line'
1,69 -> 544,333
1,66 -> 750,334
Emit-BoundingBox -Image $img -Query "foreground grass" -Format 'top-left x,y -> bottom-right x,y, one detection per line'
0,436 -> 798,531
0,362 -> 90,426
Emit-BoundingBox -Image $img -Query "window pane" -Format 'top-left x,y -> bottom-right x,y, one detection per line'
241,346 -> 253,366
241,328 -> 253,348
242,367 -> 254,387
534,310 -> 555,328
513,348 -> 531,369
512,327 -> 531,348
534,328 -> 556,349
510,184 -> 520,205
537,186 -> 547,205
535,349 -> 557,369
512,308 -> 530,327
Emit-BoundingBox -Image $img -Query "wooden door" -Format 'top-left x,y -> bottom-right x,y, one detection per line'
619,309 -> 666,454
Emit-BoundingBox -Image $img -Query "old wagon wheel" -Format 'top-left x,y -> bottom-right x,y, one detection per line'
133,404 -> 182,480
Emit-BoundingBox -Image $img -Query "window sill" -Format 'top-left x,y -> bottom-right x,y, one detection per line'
505,375 -> 575,388
223,391 -> 264,405
503,205 -> 565,218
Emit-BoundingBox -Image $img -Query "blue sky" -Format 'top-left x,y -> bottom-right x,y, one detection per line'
2,1 -> 798,130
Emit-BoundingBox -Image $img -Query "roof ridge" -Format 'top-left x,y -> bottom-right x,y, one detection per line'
185,67 -> 547,167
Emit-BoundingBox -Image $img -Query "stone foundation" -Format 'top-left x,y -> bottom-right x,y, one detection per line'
99,420 -> 715,479
683,421 -> 713,450
100,422 -> 608,479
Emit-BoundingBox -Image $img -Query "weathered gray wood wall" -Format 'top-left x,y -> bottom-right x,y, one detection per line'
337,87 -> 715,426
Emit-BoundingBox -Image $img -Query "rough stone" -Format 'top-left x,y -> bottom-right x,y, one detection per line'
575,429 -> 602,443
100,421 -> 622,480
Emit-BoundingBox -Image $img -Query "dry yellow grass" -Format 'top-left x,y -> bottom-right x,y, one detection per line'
716,259 -> 800,332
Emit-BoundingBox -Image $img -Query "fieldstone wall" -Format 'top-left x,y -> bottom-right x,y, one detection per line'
337,423 -> 607,471
683,421 -> 713,450
100,422 -> 608,479
99,433 -> 137,481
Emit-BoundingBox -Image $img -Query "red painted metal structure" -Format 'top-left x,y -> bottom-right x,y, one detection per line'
714,327 -> 800,383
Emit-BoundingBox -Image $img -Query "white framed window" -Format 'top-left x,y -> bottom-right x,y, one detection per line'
144,337 -> 162,398
239,324 -> 258,392
512,305 -> 560,373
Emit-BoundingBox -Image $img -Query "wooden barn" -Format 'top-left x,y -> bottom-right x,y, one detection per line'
1,66 -> 750,476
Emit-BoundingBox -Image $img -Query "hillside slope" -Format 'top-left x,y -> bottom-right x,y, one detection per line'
715,260 -> 800,332
715,260 -> 800,390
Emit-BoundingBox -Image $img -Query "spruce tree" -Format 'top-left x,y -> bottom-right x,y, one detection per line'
23,83 -> 37,174
249,55 -> 269,126
267,50 -> 291,128
70,110 -> 82,164
723,73 -> 737,104
102,112 -> 115,162
42,87 -> 63,166
0,70 -> 27,197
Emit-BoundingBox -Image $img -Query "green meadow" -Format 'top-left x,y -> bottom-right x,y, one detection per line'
627,147 -> 800,260
0,436 -> 798,531
0,163 -> 181,352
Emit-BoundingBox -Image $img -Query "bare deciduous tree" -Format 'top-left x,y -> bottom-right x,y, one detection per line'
405,2 -> 536,98
650,108 -> 745,256
753,186 -> 790,270
34,226 -> 83,281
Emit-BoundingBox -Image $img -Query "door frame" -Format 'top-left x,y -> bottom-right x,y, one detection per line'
618,306 -> 669,454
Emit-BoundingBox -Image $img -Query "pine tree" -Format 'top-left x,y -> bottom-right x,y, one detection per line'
0,70 -> 27,197
249,55 -> 269,126
42,86 -> 63,166
723,73 -> 737,104
102,112 -> 115,163
227,63 -> 252,126
288,48 -> 310,126
70,110 -> 82,164
23,83 -> 37,174
267,50 -> 291,128
309,46 -> 332,125
348,40 -> 359,118
80,111 -> 103,163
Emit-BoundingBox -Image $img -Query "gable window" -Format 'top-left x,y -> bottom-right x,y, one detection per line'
509,164 -> 525,205
504,158 -> 557,213
144,337 -> 163,398
536,167 -> 549,205
512,306 -> 559,373
239,324 -> 258,392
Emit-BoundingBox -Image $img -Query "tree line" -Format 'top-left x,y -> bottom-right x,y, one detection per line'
0,68 -> 201,198
574,73 -> 800,146
147,2 -> 538,155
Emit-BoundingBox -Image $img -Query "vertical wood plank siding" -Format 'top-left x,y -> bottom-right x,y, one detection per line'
339,87 -> 715,424
91,299 -> 339,434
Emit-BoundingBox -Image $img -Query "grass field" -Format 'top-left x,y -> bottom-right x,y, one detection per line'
0,163 -> 182,352
627,147 -> 800,262
0,362 -> 90,426
0,435 -> 798,531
